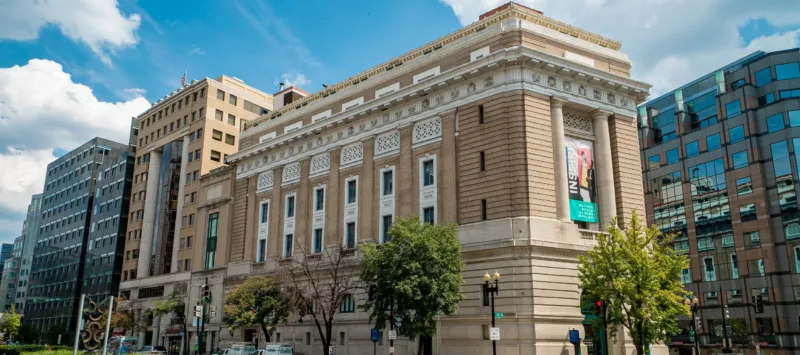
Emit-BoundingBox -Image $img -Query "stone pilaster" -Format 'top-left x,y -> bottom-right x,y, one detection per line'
550,96 -> 571,222
360,137 -> 376,240
138,149 -> 162,278
440,109 -> 458,224
397,124 -> 415,218
170,136 -> 190,272
592,109 -> 617,228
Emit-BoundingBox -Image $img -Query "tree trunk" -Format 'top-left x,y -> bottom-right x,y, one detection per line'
260,323 -> 272,343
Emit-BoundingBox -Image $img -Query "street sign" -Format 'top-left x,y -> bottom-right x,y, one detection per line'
328,346 -> 334,355
57,335 -> 61,345
389,346 -> 395,354
388,330 -> 397,340
490,327 -> 500,341
568,329 -> 580,344
195,305 -> 203,312
371,328 -> 380,342
495,312 -> 504,319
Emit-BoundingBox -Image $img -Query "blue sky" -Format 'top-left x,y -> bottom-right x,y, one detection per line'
0,0 -> 798,243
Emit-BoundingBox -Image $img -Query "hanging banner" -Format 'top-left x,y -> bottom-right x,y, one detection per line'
565,137 -> 598,223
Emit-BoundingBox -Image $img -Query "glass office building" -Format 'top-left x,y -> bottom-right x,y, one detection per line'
640,49 -> 800,354
25,138 -> 133,335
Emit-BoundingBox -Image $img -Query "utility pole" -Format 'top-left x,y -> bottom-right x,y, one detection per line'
73,294 -> 85,355
720,287 -> 731,353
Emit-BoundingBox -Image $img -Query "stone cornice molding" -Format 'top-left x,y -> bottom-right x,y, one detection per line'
230,51 -> 650,180
232,46 -> 649,163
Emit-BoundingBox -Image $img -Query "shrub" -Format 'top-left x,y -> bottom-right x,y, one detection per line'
0,345 -> 70,355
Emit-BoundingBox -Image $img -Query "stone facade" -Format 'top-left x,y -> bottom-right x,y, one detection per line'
122,3 -> 651,355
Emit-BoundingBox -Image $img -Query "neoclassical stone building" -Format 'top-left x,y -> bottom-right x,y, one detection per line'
124,3 -> 652,355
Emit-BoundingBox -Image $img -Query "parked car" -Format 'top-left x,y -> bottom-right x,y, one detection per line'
135,345 -> 168,354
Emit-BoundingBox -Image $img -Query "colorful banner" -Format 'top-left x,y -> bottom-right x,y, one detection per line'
565,137 -> 598,223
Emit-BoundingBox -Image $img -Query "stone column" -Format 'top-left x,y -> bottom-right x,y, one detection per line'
296,159 -> 311,251
170,137 -> 190,273
269,167 -> 284,257
440,109 -> 458,224
360,137 -> 376,240
397,124 -> 415,217
592,110 -> 617,228
327,149 -> 341,248
550,97 -> 571,222
138,150 -> 162,278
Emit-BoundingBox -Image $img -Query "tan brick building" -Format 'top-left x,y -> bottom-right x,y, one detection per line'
119,75 -> 271,349
120,4 -> 653,355
217,4 -> 650,355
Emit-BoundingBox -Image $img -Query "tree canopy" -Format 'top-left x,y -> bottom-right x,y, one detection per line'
578,211 -> 690,354
360,215 -> 464,355
223,276 -> 289,342
1,305 -> 21,341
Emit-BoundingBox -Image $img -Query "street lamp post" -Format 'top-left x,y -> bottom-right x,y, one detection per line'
684,296 -> 700,355
484,271 -> 501,355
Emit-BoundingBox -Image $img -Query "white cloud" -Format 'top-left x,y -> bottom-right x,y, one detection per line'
188,46 -> 206,56
0,0 -> 141,64
122,87 -> 147,99
440,0 -> 800,97
277,70 -> 311,89
0,59 -> 149,231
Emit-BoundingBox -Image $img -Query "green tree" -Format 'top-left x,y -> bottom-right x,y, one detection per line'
1,305 -> 21,341
223,277 -> 289,342
18,323 -> 40,344
360,216 -> 464,355
151,291 -> 188,355
578,211 -> 690,355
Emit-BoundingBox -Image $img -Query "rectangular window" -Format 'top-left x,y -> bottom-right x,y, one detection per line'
767,113 -> 784,133
423,160 -> 435,186
313,228 -> 323,254
315,188 -> 325,211
197,128 -> 203,138
780,89 -> 800,99
228,114 -> 236,126
284,234 -> 293,258
257,239 -> 266,263
771,140 -> 791,177
729,125 -> 745,143
725,100 -> 742,118
217,89 -> 225,101
755,67 -> 772,87
423,207 -> 435,224
790,110 -> 800,127
731,79 -> 745,90
732,150 -> 749,169
647,155 -> 660,169
776,63 -> 800,80
339,294 -> 355,313
225,134 -> 235,146
286,195 -> 295,218
260,202 -> 269,224
212,129 -> 223,141
229,94 -> 238,106
736,177 -> 752,196
215,110 -> 223,121
685,141 -> 699,158
666,148 -> 679,164
382,215 -> 393,243
481,199 -> 487,221
707,133 -> 721,151
480,151 -> 486,171
210,150 -> 221,162
740,203 -> 756,222
479,105 -> 485,124
205,212 -> 218,269
199,107 -> 204,118
346,222 -> 356,248
703,257 -> 716,282
382,170 -> 393,196
347,180 -> 357,204
759,92 -> 775,106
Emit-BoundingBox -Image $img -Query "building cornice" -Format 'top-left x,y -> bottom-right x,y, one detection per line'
243,4 -> 628,130
228,46 -> 649,176
227,47 -> 649,179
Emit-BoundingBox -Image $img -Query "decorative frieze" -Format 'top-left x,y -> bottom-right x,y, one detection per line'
563,111 -> 593,136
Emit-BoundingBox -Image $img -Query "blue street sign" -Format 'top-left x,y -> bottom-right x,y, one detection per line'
569,329 -> 580,344
371,328 -> 380,342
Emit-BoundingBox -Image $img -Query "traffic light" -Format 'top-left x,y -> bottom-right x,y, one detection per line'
723,305 -> 730,319
368,284 -> 377,301
201,284 -> 211,304
754,294 -> 764,313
